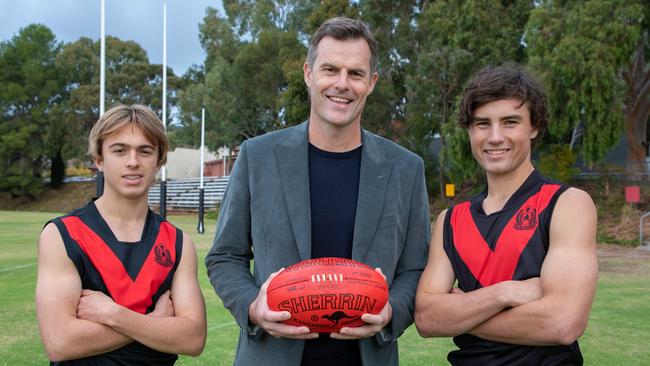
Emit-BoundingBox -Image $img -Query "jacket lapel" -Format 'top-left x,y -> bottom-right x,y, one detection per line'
352,130 -> 393,262
275,122 -> 311,260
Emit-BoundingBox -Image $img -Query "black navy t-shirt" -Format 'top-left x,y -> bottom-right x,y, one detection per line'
302,143 -> 362,366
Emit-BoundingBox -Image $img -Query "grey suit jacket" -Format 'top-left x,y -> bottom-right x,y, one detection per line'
205,122 -> 430,365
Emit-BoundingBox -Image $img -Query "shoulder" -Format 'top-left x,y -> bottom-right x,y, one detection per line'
555,187 -> 596,215
364,130 -> 423,165
40,221 -> 63,243
244,123 -> 307,151
434,209 -> 448,228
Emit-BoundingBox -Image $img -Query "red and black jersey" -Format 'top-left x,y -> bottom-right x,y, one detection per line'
443,170 -> 583,365
48,202 -> 182,366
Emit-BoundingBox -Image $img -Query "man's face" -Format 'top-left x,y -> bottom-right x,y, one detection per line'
468,99 -> 538,178
304,36 -> 378,130
95,124 -> 160,200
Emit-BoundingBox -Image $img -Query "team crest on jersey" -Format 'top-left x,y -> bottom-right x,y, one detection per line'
154,243 -> 173,267
514,207 -> 537,230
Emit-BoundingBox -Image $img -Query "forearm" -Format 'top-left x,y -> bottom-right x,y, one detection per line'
470,295 -> 585,346
415,283 -> 513,337
41,319 -> 131,362
107,306 -> 205,356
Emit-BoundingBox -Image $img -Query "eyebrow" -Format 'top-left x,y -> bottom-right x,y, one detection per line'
107,143 -> 155,149
471,114 -> 524,122
320,62 -> 367,76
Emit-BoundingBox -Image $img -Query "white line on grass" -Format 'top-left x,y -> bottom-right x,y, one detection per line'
0,263 -> 36,273
208,321 -> 236,331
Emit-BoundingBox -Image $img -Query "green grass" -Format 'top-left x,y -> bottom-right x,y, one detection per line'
1,211 -> 649,365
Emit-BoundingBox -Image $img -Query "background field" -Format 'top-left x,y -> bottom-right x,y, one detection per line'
1,211 -> 649,365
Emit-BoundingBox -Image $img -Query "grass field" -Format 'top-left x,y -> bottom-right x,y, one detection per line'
1,211 -> 649,365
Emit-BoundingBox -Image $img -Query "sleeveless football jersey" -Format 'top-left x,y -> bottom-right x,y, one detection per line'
48,202 -> 182,365
443,170 -> 583,365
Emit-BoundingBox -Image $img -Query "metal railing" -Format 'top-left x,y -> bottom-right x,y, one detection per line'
641,212 -> 650,249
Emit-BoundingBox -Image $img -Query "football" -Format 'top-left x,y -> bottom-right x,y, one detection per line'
266,257 -> 389,333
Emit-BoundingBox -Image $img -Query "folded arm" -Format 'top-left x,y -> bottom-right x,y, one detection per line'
78,233 -> 207,355
469,188 -> 598,345
36,223 -> 132,362
415,211 -> 543,337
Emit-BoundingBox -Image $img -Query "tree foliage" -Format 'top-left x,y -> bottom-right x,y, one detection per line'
407,0 -> 532,194
0,25 -> 178,197
0,24 -> 61,197
526,0 -> 645,166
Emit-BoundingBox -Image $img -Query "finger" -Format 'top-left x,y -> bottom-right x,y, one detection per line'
261,268 -> 285,292
360,312 -> 384,325
451,287 -> 464,294
332,325 -> 379,340
81,289 -> 98,296
261,310 -> 291,323
266,323 -> 314,337
269,330 -> 319,340
374,267 -> 387,280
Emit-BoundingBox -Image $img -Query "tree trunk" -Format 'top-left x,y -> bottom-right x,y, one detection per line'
438,93 -> 448,200
622,35 -> 649,179
50,150 -> 65,189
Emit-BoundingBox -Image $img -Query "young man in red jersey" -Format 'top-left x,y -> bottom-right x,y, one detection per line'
415,64 -> 598,365
36,104 -> 206,365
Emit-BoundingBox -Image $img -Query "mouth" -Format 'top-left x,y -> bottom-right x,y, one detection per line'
122,175 -> 144,183
327,95 -> 353,104
484,148 -> 510,157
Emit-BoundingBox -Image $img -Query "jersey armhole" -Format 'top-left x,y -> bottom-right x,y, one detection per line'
48,218 -> 85,275
541,185 -> 571,251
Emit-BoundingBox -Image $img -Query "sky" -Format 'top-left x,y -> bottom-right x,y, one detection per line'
0,0 -> 225,75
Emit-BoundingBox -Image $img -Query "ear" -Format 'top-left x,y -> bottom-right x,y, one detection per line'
366,72 -> 379,95
94,157 -> 104,172
303,61 -> 312,86
530,128 -> 539,140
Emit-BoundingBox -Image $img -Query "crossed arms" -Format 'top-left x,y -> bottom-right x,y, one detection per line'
415,188 -> 598,346
36,224 -> 206,362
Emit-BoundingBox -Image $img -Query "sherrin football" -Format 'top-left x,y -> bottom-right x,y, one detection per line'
266,257 -> 389,333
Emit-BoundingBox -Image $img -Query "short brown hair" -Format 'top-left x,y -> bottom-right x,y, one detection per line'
307,16 -> 378,74
459,63 -> 549,141
88,104 -> 168,165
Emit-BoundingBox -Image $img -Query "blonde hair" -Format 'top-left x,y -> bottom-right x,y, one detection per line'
88,104 -> 168,165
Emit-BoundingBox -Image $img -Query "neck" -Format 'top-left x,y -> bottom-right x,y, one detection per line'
94,190 -> 149,223
308,119 -> 361,153
484,162 -> 535,213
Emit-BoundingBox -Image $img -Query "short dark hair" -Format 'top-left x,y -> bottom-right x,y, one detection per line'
458,63 -> 549,141
307,16 -> 378,74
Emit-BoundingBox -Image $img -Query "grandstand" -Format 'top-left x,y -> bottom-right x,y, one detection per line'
148,176 -> 230,210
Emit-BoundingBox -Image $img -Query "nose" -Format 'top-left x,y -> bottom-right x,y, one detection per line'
487,124 -> 504,145
333,70 -> 350,91
126,150 -> 139,168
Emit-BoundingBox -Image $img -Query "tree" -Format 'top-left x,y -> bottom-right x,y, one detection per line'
0,24 -> 62,197
406,0 -> 532,196
178,4 -> 308,153
57,35 -> 180,163
526,0 -> 645,168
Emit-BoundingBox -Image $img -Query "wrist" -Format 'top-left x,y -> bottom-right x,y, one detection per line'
495,281 -> 515,307
105,303 -> 125,328
248,301 -> 258,326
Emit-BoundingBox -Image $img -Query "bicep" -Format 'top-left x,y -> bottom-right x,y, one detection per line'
417,211 -> 456,296
541,189 -> 598,311
36,224 -> 83,340
171,234 -> 206,322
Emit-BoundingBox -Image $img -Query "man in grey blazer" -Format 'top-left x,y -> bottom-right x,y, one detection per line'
205,17 -> 430,365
